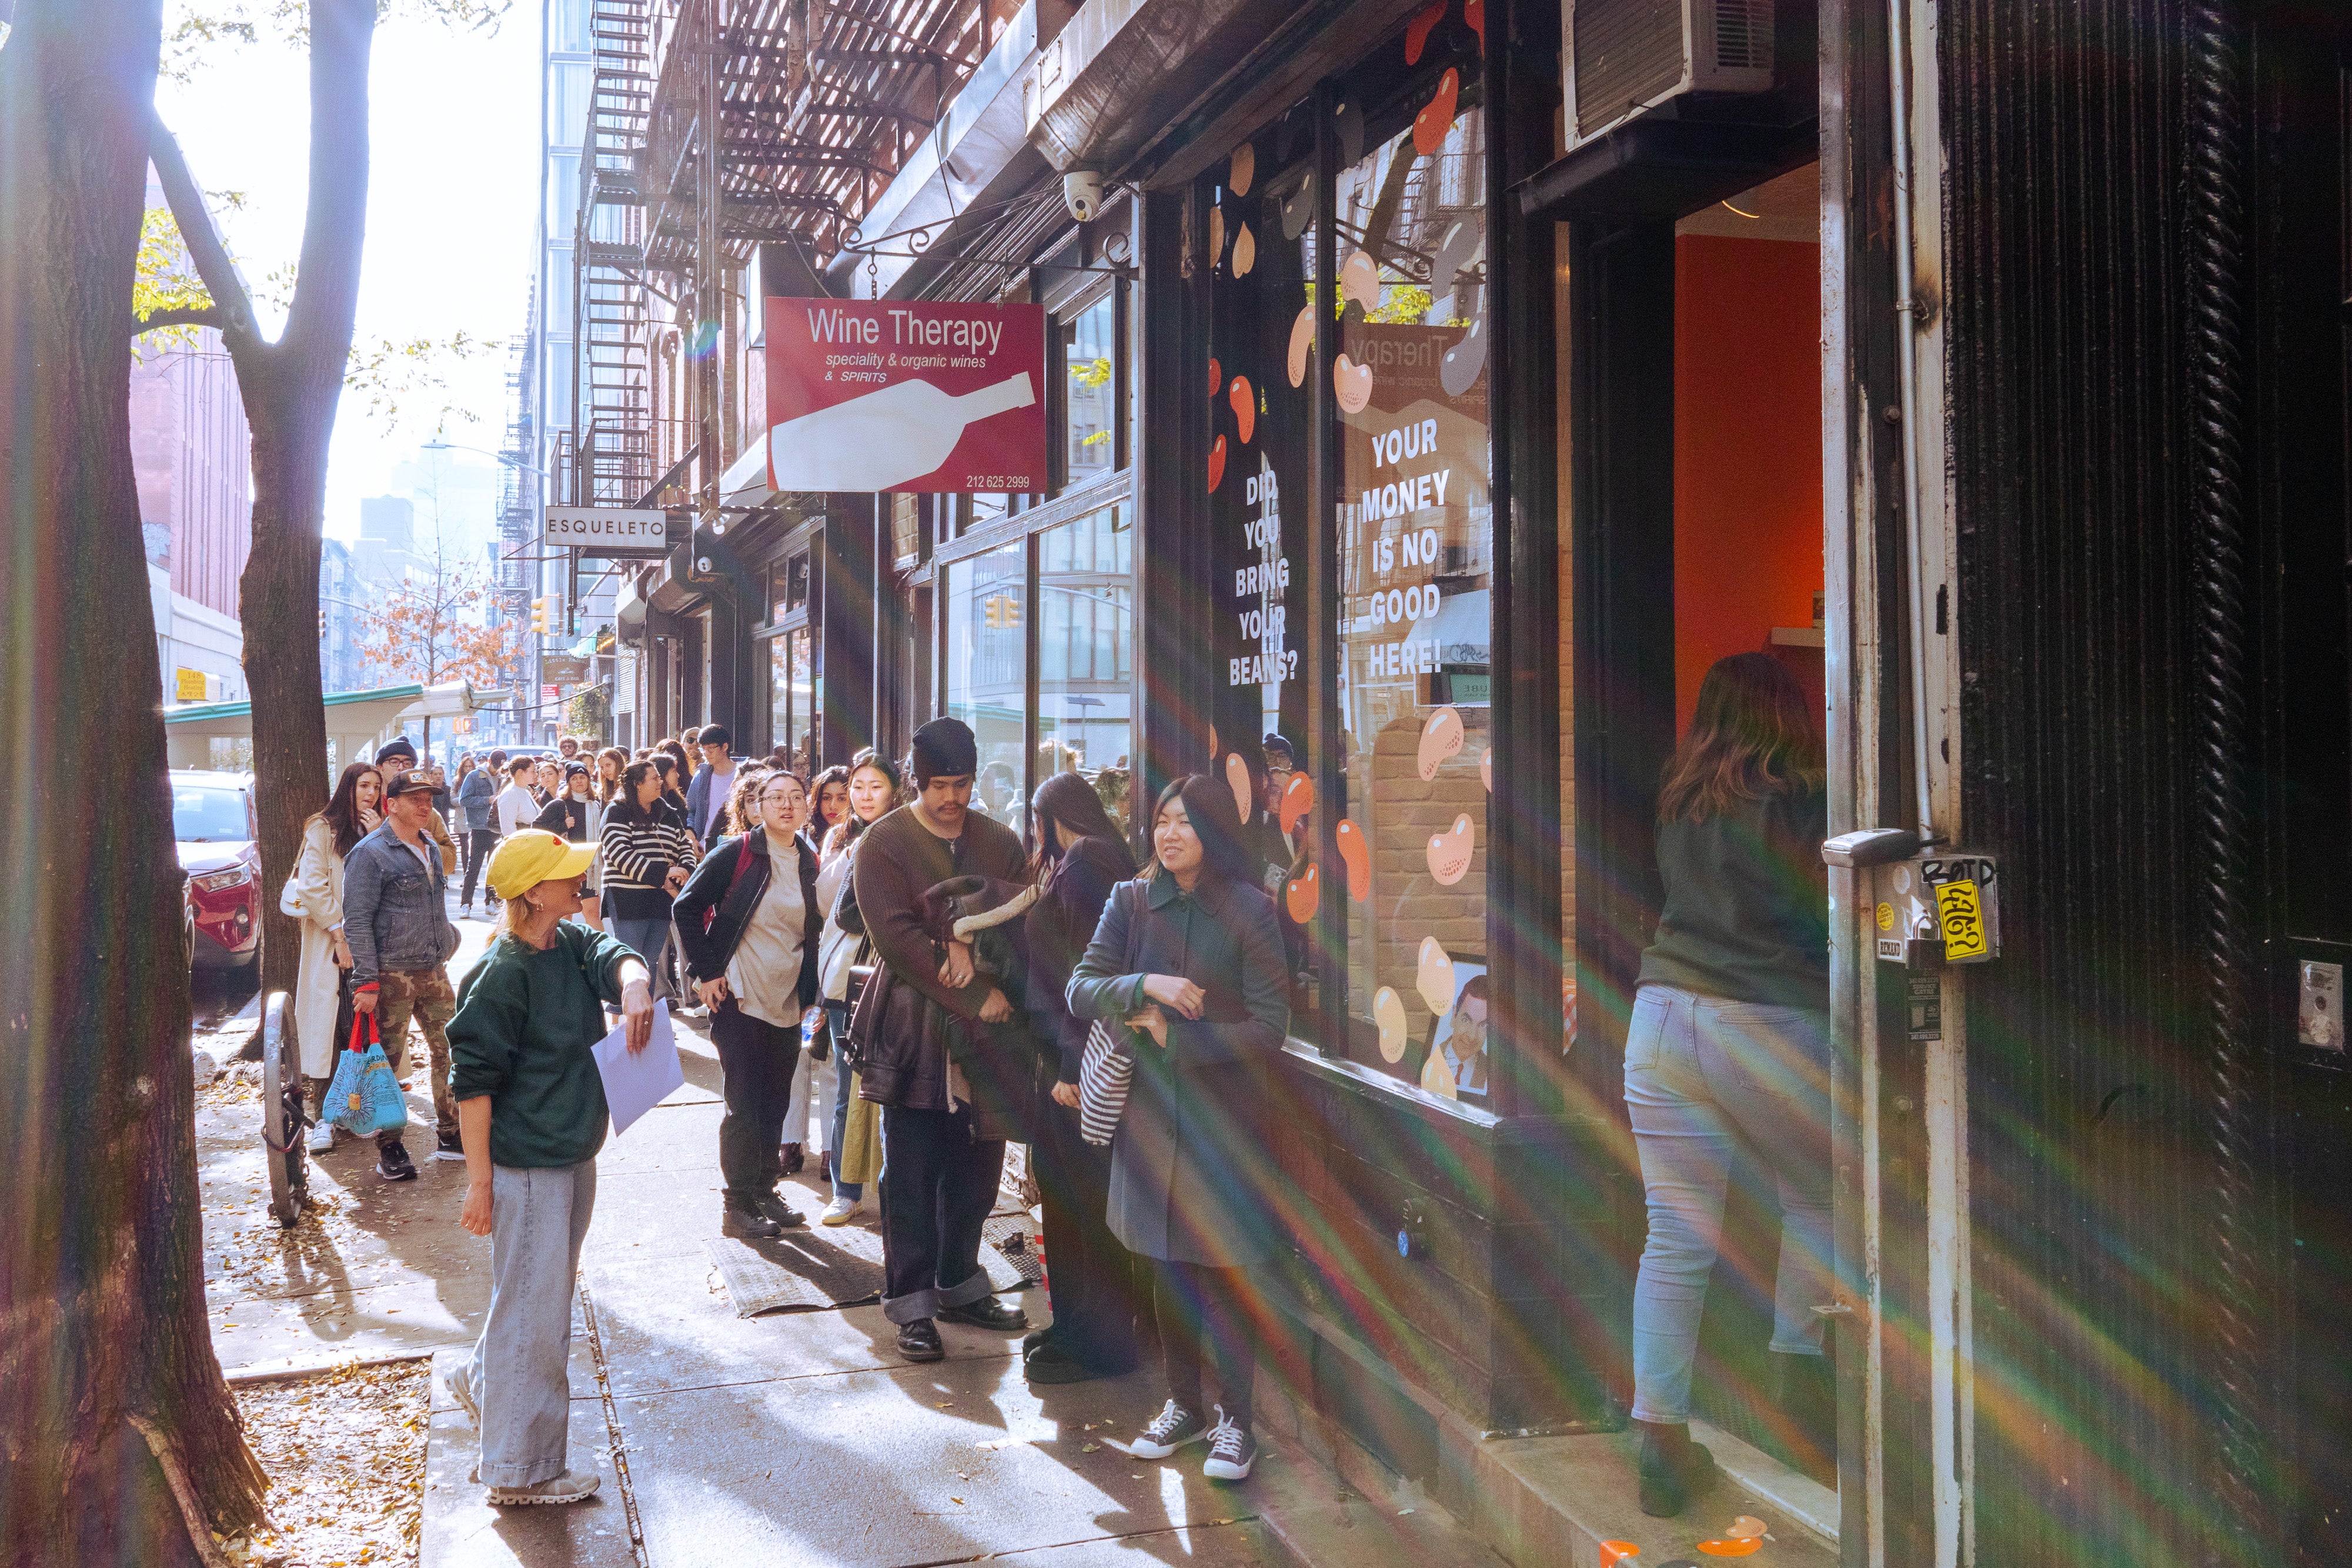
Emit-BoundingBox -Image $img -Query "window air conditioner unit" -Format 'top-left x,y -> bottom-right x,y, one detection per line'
1562,0 -> 1775,153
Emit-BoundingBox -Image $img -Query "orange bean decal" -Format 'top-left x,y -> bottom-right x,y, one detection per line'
1225,752 -> 1254,822
1418,705 -> 1464,780
1413,68 -> 1459,157
1209,356 -> 1222,397
1464,0 -> 1484,51
1598,1545 -> 1639,1568
1695,1540 -> 1760,1557
1288,303 -> 1315,388
1231,376 -> 1256,444
1208,433 -> 1227,492
1426,813 -> 1473,885
1279,770 -> 1315,833
1333,353 -> 1372,414
1372,985 -> 1408,1062
1336,817 -> 1369,901
1285,862 -> 1321,924
1404,0 -> 1445,63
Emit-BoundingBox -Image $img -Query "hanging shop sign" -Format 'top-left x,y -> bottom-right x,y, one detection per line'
763,299 -> 1047,493
543,506 -> 681,556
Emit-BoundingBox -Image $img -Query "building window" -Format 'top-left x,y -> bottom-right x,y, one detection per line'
1037,504 -> 1134,831
769,551 -> 810,624
770,626 -> 812,772
942,540 -> 1027,825
1061,291 -> 1118,494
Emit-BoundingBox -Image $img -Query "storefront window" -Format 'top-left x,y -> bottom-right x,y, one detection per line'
1063,292 -> 1118,493
769,627 -> 812,771
1038,504 -> 1134,830
767,552 -> 810,624
942,540 -> 1027,824
1333,92 -> 1492,1095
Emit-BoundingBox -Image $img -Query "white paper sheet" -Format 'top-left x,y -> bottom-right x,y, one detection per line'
592,999 -> 683,1135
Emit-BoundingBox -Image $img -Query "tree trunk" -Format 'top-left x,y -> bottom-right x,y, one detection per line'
241,0 -> 375,1006
0,1 -> 269,1562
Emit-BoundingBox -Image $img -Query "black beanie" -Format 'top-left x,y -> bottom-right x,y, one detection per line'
377,735 -> 418,765
908,717 -> 978,783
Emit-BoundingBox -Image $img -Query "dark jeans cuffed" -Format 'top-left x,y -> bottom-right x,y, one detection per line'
878,1103 -> 1004,1325
711,1000 -> 801,1201
460,828 -> 499,905
1032,1098 -> 1140,1370
1153,1258 -> 1259,1428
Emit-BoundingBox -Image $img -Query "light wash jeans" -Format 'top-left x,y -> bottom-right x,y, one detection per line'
459,1160 -> 597,1487
1625,983 -> 1832,1425
611,916 -> 670,993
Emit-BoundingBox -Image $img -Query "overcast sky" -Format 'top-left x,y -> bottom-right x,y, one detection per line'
155,3 -> 542,551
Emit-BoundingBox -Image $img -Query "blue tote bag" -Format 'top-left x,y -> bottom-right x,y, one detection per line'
325,1005 -> 407,1136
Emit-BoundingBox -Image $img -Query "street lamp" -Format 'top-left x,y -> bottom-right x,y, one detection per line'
420,437 -> 549,477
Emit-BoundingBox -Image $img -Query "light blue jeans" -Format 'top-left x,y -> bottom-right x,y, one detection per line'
460,1159 -> 597,1487
611,916 -> 671,996
1625,984 -> 1832,1425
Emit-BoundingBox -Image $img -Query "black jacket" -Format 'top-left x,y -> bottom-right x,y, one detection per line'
671,831 -> 822,1007
1024,836 -> 1136,1084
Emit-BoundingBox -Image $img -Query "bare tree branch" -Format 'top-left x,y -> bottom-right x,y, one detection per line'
132,304 -> 222,336
279,0 -> 372,365
147,119 -> 258,340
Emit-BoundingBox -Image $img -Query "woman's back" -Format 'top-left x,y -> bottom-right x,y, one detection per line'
1639,787 -> 1829,1008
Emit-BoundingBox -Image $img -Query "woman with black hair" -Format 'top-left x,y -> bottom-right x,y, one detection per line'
1625,651 -> 1833,1513
1068,774 -> 1289,1482
814,749 -> 901,1222
1021,770 -> 1143,1385
286,760 -> 383,1152
599,759 -> 698,1001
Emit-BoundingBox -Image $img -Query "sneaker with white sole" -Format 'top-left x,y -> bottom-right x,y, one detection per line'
820,1195 -> 863,1225
1128,1399 -> 1207,1460
1201,1407 -> 1258,1482
307,1119 -> 336,1155
487,1469 -> 599,1506
448,1361 -> 480,1428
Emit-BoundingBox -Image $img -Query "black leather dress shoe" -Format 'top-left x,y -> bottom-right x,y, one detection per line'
937,1295 -> 1030,1332
897,1318 -> 945,1362
721,1199 -> 782,1239
755,1191 -> 808,1228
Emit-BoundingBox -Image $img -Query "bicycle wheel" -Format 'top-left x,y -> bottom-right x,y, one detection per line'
259,991 -> 309,1228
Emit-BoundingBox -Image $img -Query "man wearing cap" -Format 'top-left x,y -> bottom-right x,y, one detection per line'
377,736 -> 459,875
851,717 -> 1033,1363
345,768 -> 466,1178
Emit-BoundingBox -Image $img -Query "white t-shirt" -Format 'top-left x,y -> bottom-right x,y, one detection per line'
726,837 -> 806,1028
495,782 -> 537,837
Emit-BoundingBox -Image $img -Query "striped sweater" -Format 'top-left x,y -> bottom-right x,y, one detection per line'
599,810 -> 700,921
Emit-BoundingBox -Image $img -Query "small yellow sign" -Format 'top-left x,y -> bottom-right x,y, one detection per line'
1875,902 -> 1896,931
1935,879 -> 1989,961
174,668 -> 208,701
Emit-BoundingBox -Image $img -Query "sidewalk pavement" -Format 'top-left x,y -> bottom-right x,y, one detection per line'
197,905 -> 1508,1567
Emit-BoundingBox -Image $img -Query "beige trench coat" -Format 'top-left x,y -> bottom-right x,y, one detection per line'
282,817 -> 349,1079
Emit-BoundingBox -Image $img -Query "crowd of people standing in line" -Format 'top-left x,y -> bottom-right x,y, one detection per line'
279,653 -> 1833,1519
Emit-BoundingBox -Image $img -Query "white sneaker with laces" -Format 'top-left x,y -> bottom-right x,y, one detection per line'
1202,1407 -> 1258,1481
448,1360 -> 480,1428
821,1195 -> 862,1225
488,1469 -> 599,1506
1129,1399 -> 1207,1460
308,1119 -> 336,1155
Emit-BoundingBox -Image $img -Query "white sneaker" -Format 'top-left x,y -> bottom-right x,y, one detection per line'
821,1195 -> 863,1226
1201,1406 -> 1258,1482
448,1361 -> 480,1429
307,1119 -> 337,1155
488,1469 -> 599,1506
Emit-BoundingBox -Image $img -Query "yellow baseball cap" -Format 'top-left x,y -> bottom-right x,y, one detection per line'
486,828 -> 596,900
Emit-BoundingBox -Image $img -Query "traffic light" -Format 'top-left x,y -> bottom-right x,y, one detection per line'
983,594 -> 1021,629
530,596 -> 549,635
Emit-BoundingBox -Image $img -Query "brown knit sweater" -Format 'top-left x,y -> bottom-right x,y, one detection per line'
849,803 -> 1029,1114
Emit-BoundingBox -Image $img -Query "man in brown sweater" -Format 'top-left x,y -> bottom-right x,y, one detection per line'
851,718 -> 1033,1363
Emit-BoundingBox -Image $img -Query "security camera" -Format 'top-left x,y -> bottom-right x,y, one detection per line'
1064,169 -> 1104,224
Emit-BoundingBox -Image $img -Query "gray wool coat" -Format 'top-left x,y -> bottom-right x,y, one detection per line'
1066,872 -> 1290,1268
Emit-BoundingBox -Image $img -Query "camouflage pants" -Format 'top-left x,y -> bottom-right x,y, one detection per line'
375,966 -> 459,1145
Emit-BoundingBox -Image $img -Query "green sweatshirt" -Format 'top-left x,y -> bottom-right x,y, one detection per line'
447,924 -> 638,1168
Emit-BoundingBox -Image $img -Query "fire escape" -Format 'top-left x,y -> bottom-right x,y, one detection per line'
573,0 -> 661,510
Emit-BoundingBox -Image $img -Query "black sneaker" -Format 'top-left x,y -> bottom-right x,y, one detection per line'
1202,1407 -> 1258,1481
937,1295 -> 1028,1332
433,1129 -> 465,1161
1128,1399 -> 1207,1460
897,1318 -> 945,1362
1024,1342 -> 1102,1386
721,1198 -> 781,1239
377,1141 -> 418,1182
1635,1420 -> 1718,1517
754,1190 -> 808,1229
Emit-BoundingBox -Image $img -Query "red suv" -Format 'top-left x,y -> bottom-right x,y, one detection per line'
174,770 -> 260,971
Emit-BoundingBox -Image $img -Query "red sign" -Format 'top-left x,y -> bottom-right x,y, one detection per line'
764,299 -> 1045,493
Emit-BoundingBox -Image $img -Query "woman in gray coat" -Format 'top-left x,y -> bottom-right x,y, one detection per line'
1068,774 -> 1289,1483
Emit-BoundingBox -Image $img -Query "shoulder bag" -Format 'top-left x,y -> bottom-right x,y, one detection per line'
1078,884 -> 1148,1148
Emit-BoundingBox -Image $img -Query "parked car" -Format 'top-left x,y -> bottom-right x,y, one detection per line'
174,769 -> 260,971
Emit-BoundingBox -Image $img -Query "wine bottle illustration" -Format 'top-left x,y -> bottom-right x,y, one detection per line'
767,373 -> 1034,492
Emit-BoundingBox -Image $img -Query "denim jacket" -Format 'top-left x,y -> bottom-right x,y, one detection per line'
343,822 -> 460,985
456,768 -> 499,832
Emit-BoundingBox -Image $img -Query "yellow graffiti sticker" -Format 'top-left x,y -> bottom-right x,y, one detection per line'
1935,878 -> 1989,961
1875,902 -> 1896,931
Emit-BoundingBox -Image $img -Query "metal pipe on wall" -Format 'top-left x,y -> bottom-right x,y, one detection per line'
1884,0 -> 1936,840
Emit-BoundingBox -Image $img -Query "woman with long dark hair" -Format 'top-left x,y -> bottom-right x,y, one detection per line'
814,750 -> 901,1221
599,759 -> 699,1003
1021,770 -> 1143,1384
286,761 -> 383,1152
1625,651 -> 1832,1513
1068,774 -> 1288,1481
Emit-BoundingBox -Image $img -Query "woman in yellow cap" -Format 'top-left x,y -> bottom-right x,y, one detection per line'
446,828 -> 655,1507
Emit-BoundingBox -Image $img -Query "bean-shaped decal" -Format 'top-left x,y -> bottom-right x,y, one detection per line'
1341,249 -> 1382,312
1481,746 -> 1493,791
1208,433 -> 1227,492
1288,303 -> 1315,387
1696,1542 -> 1760,1558
1231,376 -> 1256,444
1404,0 -> 1445,63
1232,221 -> 1257,278
1418,705 -> 1464,780
1415,937 -> 1455,1015
1413,68 -> 1459,157
1279,770 -> 1315,833
1334,353 -> 1372,414
1208,205 -> 1225,268
1598,1545 -> 1639,1568
1208,356 -> 1222,397
1373,985 -> 1408,1062
1426,814 -> 1473,885
1228,141 -> 1255,196
1464,0 -> 1484,51
1336,817 -> 1370,901
1225,752 -> 1254,823
1285,862 -> 1321,924
1421,1048 -> 1458,1100
1726,1517 -> 1768,1540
